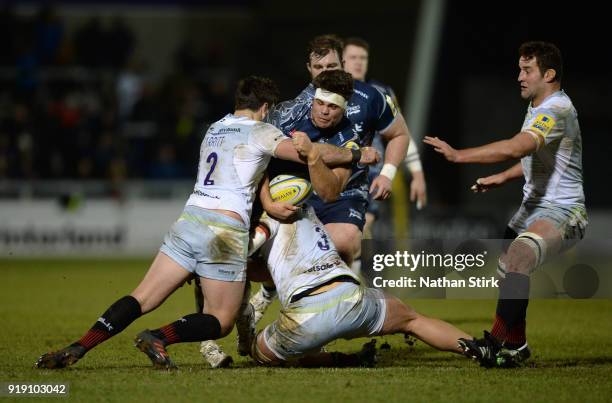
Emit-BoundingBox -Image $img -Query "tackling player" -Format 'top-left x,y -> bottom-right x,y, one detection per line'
35,76 -> 362,370
424,42 -> 587,367
248,187 -> 472,367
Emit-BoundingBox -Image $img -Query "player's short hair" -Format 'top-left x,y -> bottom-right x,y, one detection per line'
312,70 -> 354,101
234,76 -> 280,110
519,41 -> 563,82
344,37 -> 370,53
307,34 -> 344,64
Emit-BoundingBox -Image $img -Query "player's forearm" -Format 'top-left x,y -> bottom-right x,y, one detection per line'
306,151 -> 342,202
258,175 -> 275,210
405,139 -> 423,175
383,133 -> 409,167
455,139 -> 524,164
501,162 -> 524,181
316,143 -> 353,166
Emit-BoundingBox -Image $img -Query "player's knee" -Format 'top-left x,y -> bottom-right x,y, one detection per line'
130,293 -> 155,314
505,232 -> 547,275
251,332 -> 281,366
203,310 -> 236,337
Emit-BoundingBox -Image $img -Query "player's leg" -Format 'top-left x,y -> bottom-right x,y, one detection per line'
199,280 -> 253,368
462,205 -> 586,367
35,252 -> 191,369
251,281 -> 375,367
379,294 -> 470,353
310,197 -> 366,267
363,212 -> 376,240
245,255 -> 278,323
325,222 -> 362,266
135,207 -> 251,369
251,329 -> 376,368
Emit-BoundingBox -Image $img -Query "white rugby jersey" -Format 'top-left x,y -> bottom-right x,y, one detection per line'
521,90 -> 585,206
186,114 -> 288,226
259,207 -> 360,306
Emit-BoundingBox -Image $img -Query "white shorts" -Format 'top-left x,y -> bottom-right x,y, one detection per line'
262,281 -> 386,361
160,206 -> 249,282
509,202 -> 587,249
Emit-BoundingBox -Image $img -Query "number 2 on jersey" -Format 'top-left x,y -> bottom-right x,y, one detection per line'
203,152 -> 218,185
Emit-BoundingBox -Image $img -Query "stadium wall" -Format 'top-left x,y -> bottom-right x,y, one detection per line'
0,200 -> 184,257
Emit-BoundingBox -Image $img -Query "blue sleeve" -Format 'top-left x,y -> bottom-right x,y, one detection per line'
369,86 -> 398,132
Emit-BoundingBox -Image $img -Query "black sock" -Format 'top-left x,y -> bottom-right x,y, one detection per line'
493,273 -> 529,342
76,295 -> 142,351
152,313 -> 221,345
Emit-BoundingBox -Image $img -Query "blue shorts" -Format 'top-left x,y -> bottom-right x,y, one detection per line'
308,197 -> 368,231
160,205 -> 249,282
262,282 -> 386,361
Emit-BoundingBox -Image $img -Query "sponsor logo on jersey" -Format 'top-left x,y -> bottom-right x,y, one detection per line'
529,114 -> 556,137
193,190 -> 221,199
305,258 -> 343,273
354,89 -> 369,99
346,105 -> 361,116
218,127 -> 241,133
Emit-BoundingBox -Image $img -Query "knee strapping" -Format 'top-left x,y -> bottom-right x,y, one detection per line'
499,232 -> 547,276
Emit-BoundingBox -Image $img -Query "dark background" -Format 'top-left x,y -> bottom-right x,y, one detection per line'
1,0 -> 609,236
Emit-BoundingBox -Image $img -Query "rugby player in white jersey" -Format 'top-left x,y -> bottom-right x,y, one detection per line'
35,76 -> 373,370
247,174 -> 472,367
424,41 -> 587,367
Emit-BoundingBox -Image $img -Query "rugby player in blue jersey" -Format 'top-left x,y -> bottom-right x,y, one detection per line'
248,35 -> 412,323
342,37 -> 427,242
265,34 -> 410,264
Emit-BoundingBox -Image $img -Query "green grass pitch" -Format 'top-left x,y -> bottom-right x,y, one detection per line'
1,259 -> 611,403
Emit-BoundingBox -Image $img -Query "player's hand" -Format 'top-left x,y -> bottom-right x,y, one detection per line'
292,131 -> 314,158
470,173 -> 507,193
370,174 -> 392,200
264,200 -> 300,221
423,136 -> 459,162
410,171 -> 427,210
359,146 -> 381,165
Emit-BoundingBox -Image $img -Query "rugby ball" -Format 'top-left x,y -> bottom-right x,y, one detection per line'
269,175 -> 312,206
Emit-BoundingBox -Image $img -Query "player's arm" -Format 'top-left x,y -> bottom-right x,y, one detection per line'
370,115 -> 409,200
258,174 -> 300,221
471,162 -> 524,193
317,143 -> 380,166
423,131 -> 538,164
292,132 -> 350,202
274,133 -> 379,167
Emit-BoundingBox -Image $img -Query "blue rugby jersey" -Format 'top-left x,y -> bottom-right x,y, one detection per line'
266,81 -> 398,201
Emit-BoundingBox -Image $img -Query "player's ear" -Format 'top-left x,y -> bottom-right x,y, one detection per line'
260,103 -> 269,120
544,68 -> 557,83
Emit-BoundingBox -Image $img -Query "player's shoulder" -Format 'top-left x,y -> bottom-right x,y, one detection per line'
252,121 -> 285,137
368,79 -> 394,96
538,90 -> 575,117
352,80 -> 385,103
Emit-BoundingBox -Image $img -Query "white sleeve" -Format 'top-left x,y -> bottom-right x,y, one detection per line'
250,123 -> 290,156
523,106 -> 566,149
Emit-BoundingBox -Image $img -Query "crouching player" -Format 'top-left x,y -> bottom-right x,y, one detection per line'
248,192 -> 473,366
